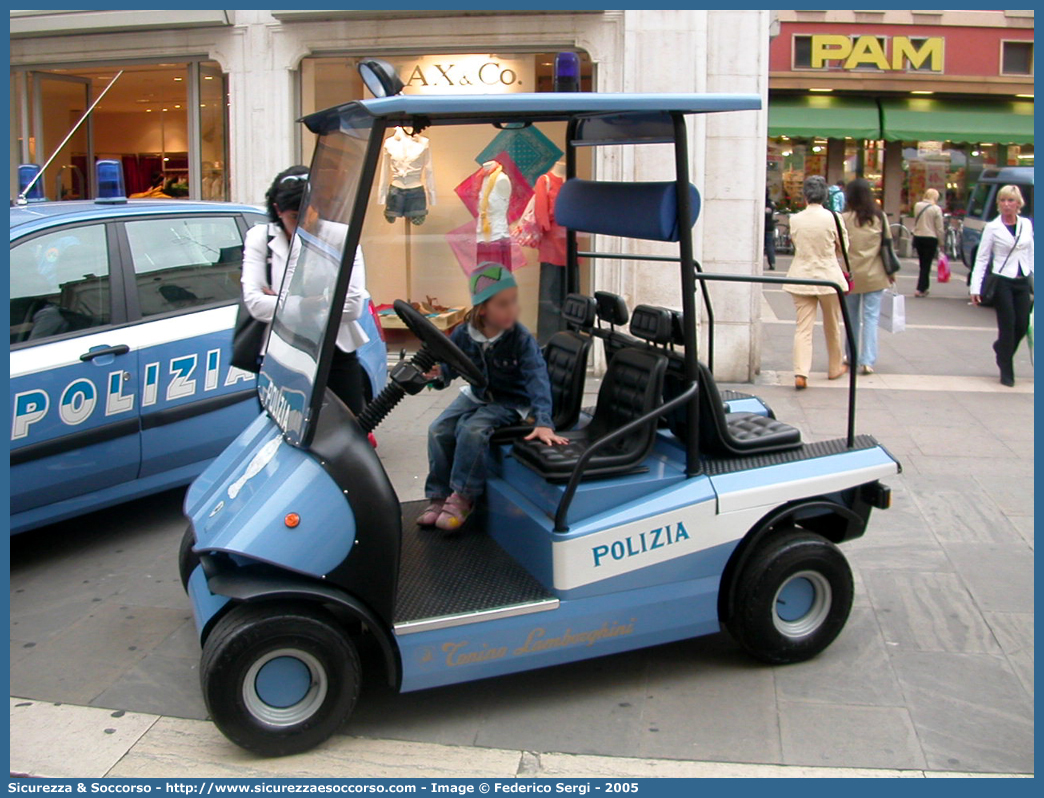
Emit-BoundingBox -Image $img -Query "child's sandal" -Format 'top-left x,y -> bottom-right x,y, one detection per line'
435,493 -> 473,532
417,500 -> 445,526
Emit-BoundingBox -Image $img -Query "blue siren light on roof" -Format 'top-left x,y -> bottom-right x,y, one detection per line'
554,52 -> 581,93
95,159 -> 127,204
17,164 -> 45,202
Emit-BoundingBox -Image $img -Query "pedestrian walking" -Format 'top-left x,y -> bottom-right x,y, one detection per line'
785,176 -> 850,390
912,188 -> 945,297
764,188 -> 777,271
242,165 -> 372,413
970,184 -> 1035,387
841,179 -> 894,375
828,180 -> 846,213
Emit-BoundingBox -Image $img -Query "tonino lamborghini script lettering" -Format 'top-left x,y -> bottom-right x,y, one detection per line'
592,522 -> 691,567
440,620 -> 635,667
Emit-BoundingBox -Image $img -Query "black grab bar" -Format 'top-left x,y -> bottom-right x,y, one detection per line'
689,271 -> 858,448
553,382 -> 698,533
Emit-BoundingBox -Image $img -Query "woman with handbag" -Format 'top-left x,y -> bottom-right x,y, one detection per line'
241,166 -> 371,413
841,179 -> 896,375
785,175 -> 850,390
912,188 -> 945,297
970,184 -> 1035,387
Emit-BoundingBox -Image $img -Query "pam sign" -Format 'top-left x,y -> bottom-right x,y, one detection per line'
807,34 -> 944,72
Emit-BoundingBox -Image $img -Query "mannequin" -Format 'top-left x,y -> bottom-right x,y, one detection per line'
535,160 -> 568,343
475,160 -> 512,268
378,127 -> 436,225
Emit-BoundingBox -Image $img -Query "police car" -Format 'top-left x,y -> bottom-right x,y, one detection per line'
10,187 -> 387,535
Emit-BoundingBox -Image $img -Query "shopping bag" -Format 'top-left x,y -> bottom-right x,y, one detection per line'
937,253 -> 951,283
880,288 -> 906,334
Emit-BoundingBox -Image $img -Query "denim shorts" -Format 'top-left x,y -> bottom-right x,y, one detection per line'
386,185 -> 428,219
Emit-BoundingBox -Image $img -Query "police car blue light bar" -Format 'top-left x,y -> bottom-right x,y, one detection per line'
17,164 -> 45,202
95,159 -> 127,204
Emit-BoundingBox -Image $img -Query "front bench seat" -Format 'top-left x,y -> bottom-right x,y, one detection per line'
490,294 -> 596,444
512,346 -> 667,481
697,363 -> 801,457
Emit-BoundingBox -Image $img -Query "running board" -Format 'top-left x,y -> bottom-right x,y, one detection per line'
393,598 -> 559,636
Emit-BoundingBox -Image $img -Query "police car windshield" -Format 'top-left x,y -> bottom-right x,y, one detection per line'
259,109 -> 374,446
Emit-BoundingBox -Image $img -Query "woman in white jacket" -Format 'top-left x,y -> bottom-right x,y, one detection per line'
970,184 -> 1034,387
242,166 -> 371,413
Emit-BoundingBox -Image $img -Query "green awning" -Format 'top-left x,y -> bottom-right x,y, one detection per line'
768,95 -> 881,139
880,98 -> 1034,145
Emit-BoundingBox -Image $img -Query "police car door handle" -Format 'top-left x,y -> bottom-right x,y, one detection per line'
80,344 -> 130,361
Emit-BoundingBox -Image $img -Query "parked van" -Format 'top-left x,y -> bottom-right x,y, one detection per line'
961,166 -> 1034,268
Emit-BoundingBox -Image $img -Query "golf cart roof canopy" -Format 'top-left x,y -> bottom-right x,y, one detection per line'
302,92 -> 762,137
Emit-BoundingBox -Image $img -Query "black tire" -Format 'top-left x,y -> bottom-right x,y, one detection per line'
178,525 -> 199,592
200,602 -> 360,756
726,529 -> 853,665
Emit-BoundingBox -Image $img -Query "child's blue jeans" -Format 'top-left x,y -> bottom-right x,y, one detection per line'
425,393 -> 520,501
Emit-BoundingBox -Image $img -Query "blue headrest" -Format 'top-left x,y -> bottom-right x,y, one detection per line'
555,179 -> 701,242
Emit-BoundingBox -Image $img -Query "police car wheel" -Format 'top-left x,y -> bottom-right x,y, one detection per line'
178,525 -> 199,592
726,529 -> 853,665
200,602 -> 360,756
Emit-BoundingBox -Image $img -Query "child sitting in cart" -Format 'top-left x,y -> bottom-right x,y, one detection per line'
420,263 -> 567,531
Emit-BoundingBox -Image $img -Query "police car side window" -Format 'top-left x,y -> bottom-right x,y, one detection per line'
124,216 -> 244,317
10,224 -> 112,346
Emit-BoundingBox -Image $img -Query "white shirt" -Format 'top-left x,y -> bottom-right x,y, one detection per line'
970,215 -> 1035,296
476,169 -> 511,243
241,222 -> 370,353
377,129 -> 436,205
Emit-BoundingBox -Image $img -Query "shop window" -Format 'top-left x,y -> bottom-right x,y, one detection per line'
10,224 -> 112,344
357,118 -> 593,343
12,60 -> 229,201
124,216 -> 244,317
792,36 -> 813,69
849,38 -> 888,71
297,52 -> 596,340
1001,41 -> 1033,75
903,38 -> 936,72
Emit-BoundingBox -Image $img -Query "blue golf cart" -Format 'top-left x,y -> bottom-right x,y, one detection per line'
182,75 -> 899,755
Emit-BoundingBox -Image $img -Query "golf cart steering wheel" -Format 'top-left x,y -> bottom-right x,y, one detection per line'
392,299 -> 486,390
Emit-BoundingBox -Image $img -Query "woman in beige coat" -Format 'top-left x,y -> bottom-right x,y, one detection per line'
912,188 -> 945,297
785,176 -> 850,390
842,179 -> 894,374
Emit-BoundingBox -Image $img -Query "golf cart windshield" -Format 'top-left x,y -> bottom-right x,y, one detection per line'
258,108 -> 376,446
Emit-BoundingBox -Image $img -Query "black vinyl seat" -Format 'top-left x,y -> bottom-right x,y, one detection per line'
697,362 -> 801,456
590,291 -> 641,365
490,294 -> 595,444
512,342 -> 667,481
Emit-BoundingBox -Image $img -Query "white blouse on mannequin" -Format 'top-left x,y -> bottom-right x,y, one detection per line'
476,161 -> 511,242
377,127 -> 436,205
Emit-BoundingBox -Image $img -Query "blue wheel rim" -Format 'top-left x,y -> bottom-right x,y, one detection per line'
255,656 -> 312,708
242,647 -> 328,727
772,570 -> 832,638
776,577 -> 815,621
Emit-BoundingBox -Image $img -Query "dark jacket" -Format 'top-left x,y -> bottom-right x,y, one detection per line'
437,321 -> 555,428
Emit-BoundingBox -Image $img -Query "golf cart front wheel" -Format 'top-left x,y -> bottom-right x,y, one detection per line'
726,529 -> 853,665
201,602 -> 360,756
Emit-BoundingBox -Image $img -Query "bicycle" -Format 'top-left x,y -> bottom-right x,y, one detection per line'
943,214 -> 963,260
773,217 -> 793,255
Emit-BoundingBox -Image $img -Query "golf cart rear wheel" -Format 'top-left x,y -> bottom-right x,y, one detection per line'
726,529 -> 853,665
178,525 -> 199,592
201,602 -> 360,756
